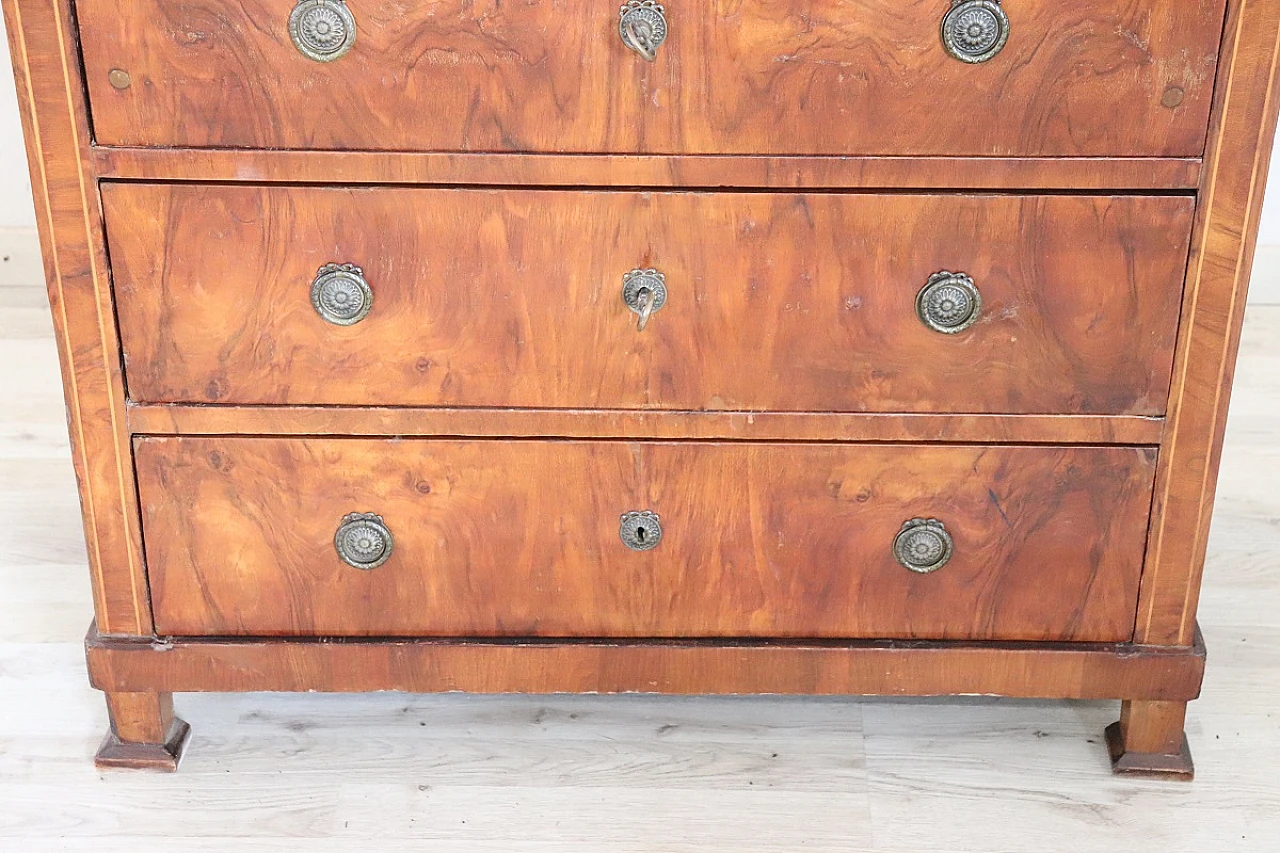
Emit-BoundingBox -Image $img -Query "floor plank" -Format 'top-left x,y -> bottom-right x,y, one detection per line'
2,277 -> 1279,850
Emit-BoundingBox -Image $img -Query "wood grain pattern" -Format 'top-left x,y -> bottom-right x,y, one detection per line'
1138,0 -> 1280,645
0,0 -> 150,635
91,148 -> 1206,190
85,626 -> 1207,701
135,437 -> 1157,642
125,404 -> 1166,445
105,185 -> 1193,415
77,0 -> 1227,156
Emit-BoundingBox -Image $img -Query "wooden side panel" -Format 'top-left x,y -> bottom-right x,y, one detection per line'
1138,0 -> 1280,645
77,0 -> 1226,156
135,438 -> 1157,643
1,0 -> 149,634
105,186 -> 1193,416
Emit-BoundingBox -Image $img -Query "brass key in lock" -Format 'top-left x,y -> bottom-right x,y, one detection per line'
618,0 -> 668,62
622,268 -> 668,331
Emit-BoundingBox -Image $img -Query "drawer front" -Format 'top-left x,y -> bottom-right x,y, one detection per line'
137,437 -> 1155,641
79,0 -> 1225,156
107,184 -> 1191,415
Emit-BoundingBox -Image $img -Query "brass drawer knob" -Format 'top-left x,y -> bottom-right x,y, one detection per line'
916,270 -> 982,334
289,0 -> 357,63
620,510 -> 663,551
334,512 -> 394,570
893,518 -> 954,574
619,0 -> 668,62
622,268 -> 667,331
941,0 -> 1009,64
311,263 -> 373,326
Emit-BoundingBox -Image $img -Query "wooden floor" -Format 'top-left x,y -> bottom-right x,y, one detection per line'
2,269 -> 1279,851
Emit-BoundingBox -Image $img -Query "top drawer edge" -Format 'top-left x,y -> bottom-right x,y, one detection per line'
90,148 -> 1205,192
76,0 -> 1229,161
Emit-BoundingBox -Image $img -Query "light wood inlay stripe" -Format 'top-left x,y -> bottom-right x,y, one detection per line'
125,405 -> 1165,445
92,148 -> 1204,191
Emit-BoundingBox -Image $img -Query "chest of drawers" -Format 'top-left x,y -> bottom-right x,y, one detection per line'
6,0 -> 1278,779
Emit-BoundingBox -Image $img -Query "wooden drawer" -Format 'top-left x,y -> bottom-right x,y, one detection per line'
78,0 -> 1225,156
106,184 -> 1192,415
136,437 -> 1155,641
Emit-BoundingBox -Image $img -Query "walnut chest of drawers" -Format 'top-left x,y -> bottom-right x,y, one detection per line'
6,0 -> 1279,778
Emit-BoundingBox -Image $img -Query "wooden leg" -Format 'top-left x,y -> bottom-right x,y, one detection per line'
1105,700 -> 1194,780
95,692 -> 191,771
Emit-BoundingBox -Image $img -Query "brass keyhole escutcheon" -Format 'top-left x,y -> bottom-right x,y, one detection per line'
620,510 -> 663,551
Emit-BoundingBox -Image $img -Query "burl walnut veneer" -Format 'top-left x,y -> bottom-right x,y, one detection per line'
6,0 -> 1279,779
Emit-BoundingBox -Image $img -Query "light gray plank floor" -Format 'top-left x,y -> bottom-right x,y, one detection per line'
1,273 -> 1278,852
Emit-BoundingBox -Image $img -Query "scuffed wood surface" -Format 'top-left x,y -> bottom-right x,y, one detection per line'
86,630 -> 1207,700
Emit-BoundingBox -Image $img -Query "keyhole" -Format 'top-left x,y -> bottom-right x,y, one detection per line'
621,511 -> 661,551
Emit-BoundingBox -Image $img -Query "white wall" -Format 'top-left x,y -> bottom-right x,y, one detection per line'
1259,134 -> 1280,246
0,13 -> 34,230
1252,135 -> 1280,302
